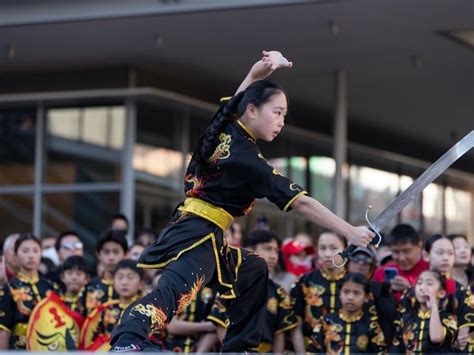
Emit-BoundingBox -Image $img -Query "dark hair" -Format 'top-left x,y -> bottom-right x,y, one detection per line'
424,234 -> 452,253
388,224 -> 420,246
112,213 -> 129,227
96,229 -> 129,254
341,272 -> 370,294
55,231 -> 81,252
192,80 -> 287,169
40,257 -> 56,275
317,229 -> 348,248
447,233 -> 468,243
14,233 -> 41,253
61,255 -> 90,275
134,228 -> 156,242
417,270 -> 455,313
243,229 -> 279,249
113,259 -> 144,280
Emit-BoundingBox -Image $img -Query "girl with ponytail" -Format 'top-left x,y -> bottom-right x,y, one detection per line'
391,270 -> 458,353
110,50 -> 374,352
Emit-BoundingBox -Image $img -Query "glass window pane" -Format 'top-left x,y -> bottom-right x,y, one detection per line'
310,156 -> 335,207
422,183 -> 444,235
349,166 -> 399,230
82,108 -> 108,146
135,103 -> 184,188
48,108 -> 80,140
290,157 -> 307,187
110,107 -> 126,149
46,107 -> 123,184
0,194 -> 33,237
0,109 -> 36,185
445,187 -> 472,235
41,191 -> 120,261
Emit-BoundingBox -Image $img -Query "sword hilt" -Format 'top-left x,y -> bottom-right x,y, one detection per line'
332,205 -> 382,268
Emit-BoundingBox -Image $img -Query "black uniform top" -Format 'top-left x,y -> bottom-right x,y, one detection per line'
164,286 -> 216,352
84,276 -> 118,314
208,279 -> 297,352
184,114 -> 307,217
290,268 -> 346,351
313,310 -> 386,354
398,278 -> 470,332
391,308 -> 458,353
0,273 -> 55,349
137,100 -> 307,297
454,285 -> 474,354
61,288 -> 87,317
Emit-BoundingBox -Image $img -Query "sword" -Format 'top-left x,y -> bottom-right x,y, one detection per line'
333,130 -> 474,267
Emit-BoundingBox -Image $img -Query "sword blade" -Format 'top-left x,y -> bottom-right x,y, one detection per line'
371,130 -> 474,232
333,130 -> 474,267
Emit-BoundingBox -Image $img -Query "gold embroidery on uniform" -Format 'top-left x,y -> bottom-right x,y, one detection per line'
402,323 -> 416,348
132,304 -> 167,331
277,288 -> 292,310
443,316 -> 457,330
371,329 -> 386,346
267,297 -> 278,314
324,323 -> 343,352
356,335 -> 369,351
466,295 -> 474,308
272,168 -> 283,176
339,310 -> 363,323
10,287 -> 33,315
209,133 -> 232,162
86,289 -> 105,311
301,284 -> 324,307
176,275 -> 205,315
289,182 -> 301,191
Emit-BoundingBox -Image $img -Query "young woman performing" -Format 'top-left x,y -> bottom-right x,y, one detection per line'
110,50 -> 373,352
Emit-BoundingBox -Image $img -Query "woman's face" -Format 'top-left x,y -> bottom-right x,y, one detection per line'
247,92 -> 287,142
452,237 -> 471,267
16,239 -> 42,272
317,232 -> 345,270
425,238 -> 454,273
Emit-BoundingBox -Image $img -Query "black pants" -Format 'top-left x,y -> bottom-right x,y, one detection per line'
110,238 -> 268,352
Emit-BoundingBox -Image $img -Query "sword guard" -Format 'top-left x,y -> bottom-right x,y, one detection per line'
331,205 -> 383,268
365,205 -> 382,248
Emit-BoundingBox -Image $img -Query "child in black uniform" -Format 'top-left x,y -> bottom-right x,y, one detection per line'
0,234 -> 55,350
110,50 -> 374,352
391,270 -> 458,353
315,272 -> 386,354
84,230 -> 127,314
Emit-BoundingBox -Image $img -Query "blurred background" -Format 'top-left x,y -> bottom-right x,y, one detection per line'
0,0 -> 472,258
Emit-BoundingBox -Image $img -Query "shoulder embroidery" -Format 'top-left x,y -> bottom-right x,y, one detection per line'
209,133 -> 232,162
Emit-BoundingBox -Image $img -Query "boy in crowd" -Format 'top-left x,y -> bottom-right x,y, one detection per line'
26,255 -> 91,351
80,259 -> 144,351
84,230 -> 128,314
60,255 -> 90,316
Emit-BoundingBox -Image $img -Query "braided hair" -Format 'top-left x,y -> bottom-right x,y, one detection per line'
192,79 -> 287,170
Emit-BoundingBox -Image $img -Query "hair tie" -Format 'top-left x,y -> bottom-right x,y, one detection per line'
445,278 -> 456,295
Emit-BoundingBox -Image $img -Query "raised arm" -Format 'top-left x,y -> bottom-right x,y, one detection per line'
235,50 -> 293,95
291,194 -> 373,247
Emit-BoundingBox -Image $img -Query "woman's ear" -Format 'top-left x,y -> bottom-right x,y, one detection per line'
245,103 -> 257,120
437,289 -> 446,299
